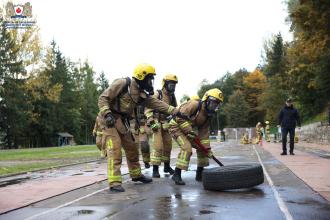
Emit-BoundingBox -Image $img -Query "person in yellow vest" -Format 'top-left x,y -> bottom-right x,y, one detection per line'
145,74 -> 178,178
265,121 -> 271,142
256,122 -> 263,144
92,115 -> 106,157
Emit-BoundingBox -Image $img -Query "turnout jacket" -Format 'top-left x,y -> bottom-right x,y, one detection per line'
98,78 -> 176,122
170,100 -> 211,148
145,88 -> 177,125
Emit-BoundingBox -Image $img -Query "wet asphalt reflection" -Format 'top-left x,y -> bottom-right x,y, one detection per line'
1,141 -> 330,220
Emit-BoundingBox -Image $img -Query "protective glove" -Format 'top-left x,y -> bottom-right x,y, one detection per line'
149,120 -> 160,131
207,149 -> 213,158
104,113 -> 116,128
139,127 -> 145,134
187,130 -> 197,139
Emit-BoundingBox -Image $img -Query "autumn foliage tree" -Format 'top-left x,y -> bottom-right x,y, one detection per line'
242,69 -> 267,124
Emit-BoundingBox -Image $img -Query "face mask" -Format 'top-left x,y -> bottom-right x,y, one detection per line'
135,75 -> 154,96
143,75 -> 154,95
166,81 -> 176,94
205,97 -> 221,115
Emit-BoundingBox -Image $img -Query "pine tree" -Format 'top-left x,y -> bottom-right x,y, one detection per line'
79,61 -> 98,144
261,33 -> 290,124
97,71 -> 109,94
264,33 -> 285,77
0,18 -> 27,148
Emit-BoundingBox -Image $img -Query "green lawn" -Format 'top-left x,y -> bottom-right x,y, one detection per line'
0,145 -> 101,176
0,145 -> 100,161
0,139 -> 214,176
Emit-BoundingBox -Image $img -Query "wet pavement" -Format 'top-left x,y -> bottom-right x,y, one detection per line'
0,160 -> 108,214
263,142 -> 330,202
1,141 -> 330,220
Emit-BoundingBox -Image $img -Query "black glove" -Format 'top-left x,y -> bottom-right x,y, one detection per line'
105,113 -> 116,128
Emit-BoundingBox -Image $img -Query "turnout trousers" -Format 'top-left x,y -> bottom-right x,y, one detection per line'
103,127 -> 142,187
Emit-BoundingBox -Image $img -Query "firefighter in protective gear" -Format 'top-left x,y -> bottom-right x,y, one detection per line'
98,63 -> 179,192
135,105 -> 151,168
265,121 -> 271,142
243,132 -> 249,144
169,88 -> 224,185
145,74 -> 178,178
93,115 -> 107,157
256,122 -> 263,144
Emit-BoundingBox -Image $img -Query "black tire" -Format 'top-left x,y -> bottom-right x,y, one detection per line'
202,163 -> 264,191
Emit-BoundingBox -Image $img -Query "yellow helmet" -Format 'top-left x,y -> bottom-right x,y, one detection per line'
202,88 -> 224,102
162,74 -> 178,87
265,121 -> 269,124
190,95 -> 200,101
133,63 -> 156,81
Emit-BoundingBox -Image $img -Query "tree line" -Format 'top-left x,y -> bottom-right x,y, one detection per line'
197,0 -> 330,130
0,15 -> 109,148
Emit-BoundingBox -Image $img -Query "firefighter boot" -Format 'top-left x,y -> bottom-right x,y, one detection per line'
195,167 -> 203,182
132,174 -> 153,183
144,162 -> 150,168
152,165 -> 161,178
163,162 -> 174,175
110,185 -> 125,193
172,167 -> 185,185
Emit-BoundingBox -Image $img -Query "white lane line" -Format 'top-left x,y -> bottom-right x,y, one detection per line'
253,145 -> 293,220
25,179 -> 128,220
